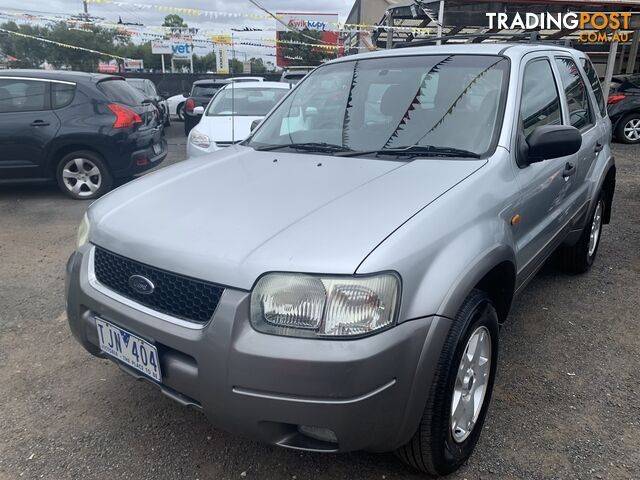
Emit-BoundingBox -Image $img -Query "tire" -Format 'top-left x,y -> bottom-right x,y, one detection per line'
614,113 -> 640,144
177,103 -> 185,122
164,114 -> 171,128
396,289 -> 499,477
55,150 -> 113,200
558,191 -> 606,273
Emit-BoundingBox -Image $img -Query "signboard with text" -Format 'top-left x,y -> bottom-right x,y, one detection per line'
275,12 -> 339,67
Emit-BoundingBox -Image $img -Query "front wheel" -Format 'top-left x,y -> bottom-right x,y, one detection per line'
55,151 -> 113,200
396,289 -> 499,477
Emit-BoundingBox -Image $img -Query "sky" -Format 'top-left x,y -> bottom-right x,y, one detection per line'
0,0 -> 356,61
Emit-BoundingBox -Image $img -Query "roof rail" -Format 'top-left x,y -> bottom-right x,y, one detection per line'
394,31 -> 573,48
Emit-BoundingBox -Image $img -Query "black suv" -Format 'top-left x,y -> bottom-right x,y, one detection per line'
608,74 -> 640,144
0,70 -> 167,199
183,78 -> 230,135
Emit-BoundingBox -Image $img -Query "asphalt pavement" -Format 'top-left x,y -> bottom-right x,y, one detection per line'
0,124 -> 638,480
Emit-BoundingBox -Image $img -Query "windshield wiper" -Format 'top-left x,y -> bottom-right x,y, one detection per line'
335,145 -> 481,159
254,142 -> 354,154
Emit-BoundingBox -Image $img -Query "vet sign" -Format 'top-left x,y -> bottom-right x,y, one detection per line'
171,43 -> 194,58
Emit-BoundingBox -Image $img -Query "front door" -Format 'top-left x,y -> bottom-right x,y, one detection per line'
511,55 -> 579,288
0,78 -> 60,180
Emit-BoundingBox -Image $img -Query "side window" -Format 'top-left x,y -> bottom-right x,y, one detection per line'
520,59 -> 562,137
52,82 -> 76,109
0,79 -> 48,113
581,57 -> 606,117
555,57 -> 593,130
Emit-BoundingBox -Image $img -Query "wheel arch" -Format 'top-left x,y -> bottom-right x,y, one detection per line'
436,245 -> 517,324
601,164 -> 616,225
49,144 -> 108,176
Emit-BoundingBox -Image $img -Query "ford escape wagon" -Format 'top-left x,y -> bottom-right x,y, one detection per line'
66,44 -> 615,477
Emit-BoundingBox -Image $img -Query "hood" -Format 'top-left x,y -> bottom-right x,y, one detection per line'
196,115 -> 261,144
90,146 -> 485,289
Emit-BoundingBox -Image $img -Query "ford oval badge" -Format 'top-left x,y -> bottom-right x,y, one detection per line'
129,275 -> 155,295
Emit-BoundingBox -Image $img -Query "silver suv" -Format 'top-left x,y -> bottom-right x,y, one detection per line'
66,44 -> 615,476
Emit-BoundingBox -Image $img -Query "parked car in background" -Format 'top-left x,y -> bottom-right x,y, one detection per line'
66,44 -> 615,476
0,70 -> 167,199
187,81 -> 289,157
229,76 -> 266,83
184,78 -> 231,135
167,93 -> 187,121
126,78 -> 170,127
607,73 -> 640,144
280,66 -> 314,84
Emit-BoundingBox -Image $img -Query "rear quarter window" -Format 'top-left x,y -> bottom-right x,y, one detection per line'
52,83 -> 76,109
581,58 -> 606,117
98,79 -> 145,106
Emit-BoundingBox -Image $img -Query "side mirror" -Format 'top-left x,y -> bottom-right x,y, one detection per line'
519,125 -> 582,166
193,106 -> 204,115
183,91 -> 190,98
250,119 -> 261,132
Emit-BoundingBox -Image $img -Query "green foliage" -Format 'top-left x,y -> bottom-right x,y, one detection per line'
278,29 -> 338,66
162,15 -> 187,28
249,57 -> 267,74
229,57 -> 243,74
192,52 -> 216,73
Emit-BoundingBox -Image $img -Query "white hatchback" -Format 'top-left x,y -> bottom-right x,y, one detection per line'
187,81 -> 290,157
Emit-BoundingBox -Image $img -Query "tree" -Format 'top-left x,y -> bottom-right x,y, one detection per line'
192,52 -> 216,73
162,14 -> 187,28
229,57 -> 243,74
249,57 -> 267,74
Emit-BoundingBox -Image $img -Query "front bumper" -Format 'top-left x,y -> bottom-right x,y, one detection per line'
65,247 -> 451,453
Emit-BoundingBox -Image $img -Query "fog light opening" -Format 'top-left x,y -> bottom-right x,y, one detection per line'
297,425 -> 338,444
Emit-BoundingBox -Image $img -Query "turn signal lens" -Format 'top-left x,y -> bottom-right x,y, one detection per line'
250,273 -> 400,338
108,103 -> 142,128
607,94 -> 625,105
76,213 -> 90,249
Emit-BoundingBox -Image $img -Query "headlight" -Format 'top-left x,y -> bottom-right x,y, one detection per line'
250,273 -> 400,338
76,213 -> 90,249
190,129 -> 211,148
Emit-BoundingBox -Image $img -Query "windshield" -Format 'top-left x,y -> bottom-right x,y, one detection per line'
206,87 -> 288,116
249,55 -> 509,156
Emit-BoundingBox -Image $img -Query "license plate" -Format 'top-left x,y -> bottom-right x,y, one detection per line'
152,143 -> 162,155
96,319 -> 162,382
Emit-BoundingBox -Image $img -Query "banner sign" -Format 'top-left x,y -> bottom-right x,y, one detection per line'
151,40 -> 172,54
275,12 -> 340,67
275,13 -> 339,32
171,43 -> 194,58
215,45 -> 229,74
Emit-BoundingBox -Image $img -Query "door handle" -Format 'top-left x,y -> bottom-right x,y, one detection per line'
594,142 -> 604,153
563,162 -> 576,179
30,120 -> 50,127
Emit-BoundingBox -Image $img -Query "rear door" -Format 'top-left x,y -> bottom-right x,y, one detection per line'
511,55 -> 577,287
0,77 -> 61,179
552,55 -> 601,217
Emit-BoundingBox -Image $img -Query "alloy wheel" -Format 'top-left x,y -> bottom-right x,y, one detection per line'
588,199 -> 604,258
450,326 -> 492,443
61,157 -> 102,198
623,118 -> 640,141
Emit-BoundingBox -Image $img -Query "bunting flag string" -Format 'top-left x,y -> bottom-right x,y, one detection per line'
0,26 -> 130,60
83,0 -> 431,33
1,8 -> 429,37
